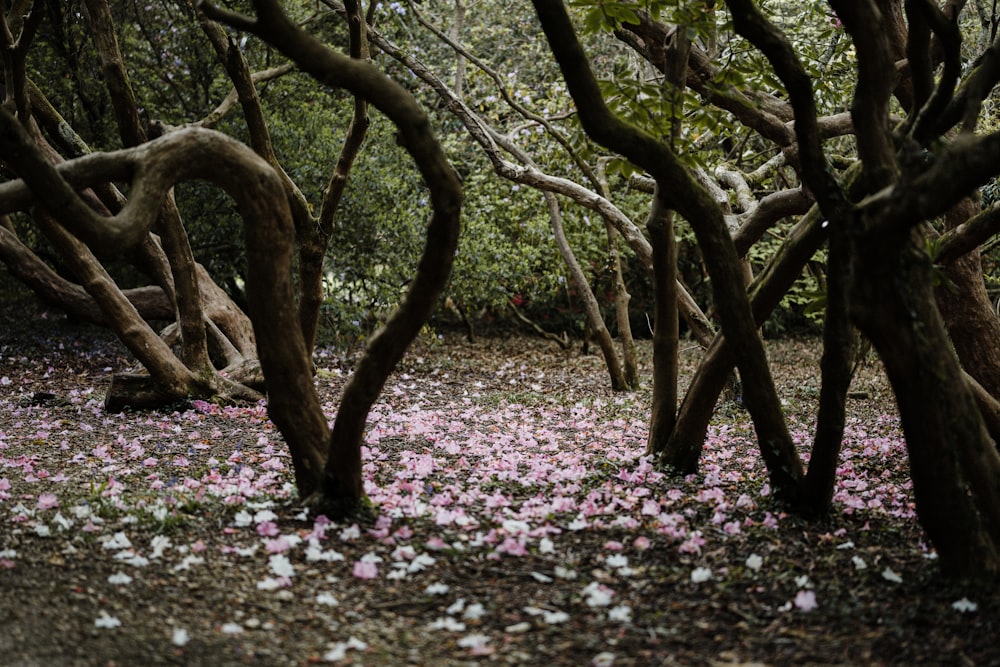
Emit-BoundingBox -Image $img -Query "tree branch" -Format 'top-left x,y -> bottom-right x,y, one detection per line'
532,0 -> 804,497
728,0 -> 848,211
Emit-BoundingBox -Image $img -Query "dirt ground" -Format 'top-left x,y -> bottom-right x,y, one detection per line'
0,298 -> 997,666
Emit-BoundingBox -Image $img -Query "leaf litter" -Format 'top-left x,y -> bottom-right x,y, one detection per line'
0,302 -> 997,665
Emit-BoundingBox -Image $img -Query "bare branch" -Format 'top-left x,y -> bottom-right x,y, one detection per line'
379,0 -> 600,187
715,166 -> 756,216
867,131 -> 1000,234
732,187 -> 814,257
937,203 -> 1000,263
340,4 -> 657,268
907,0 -> 963,142
194,64 -> 295,129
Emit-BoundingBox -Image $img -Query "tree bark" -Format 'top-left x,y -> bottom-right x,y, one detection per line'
646,190 -> 679,455
547,191 -> 628,389
850,225 -> 1000,577
936,196 -> 1000,399
533,0 -> 804,501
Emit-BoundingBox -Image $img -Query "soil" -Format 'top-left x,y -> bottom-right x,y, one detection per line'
0,298 -> 997,666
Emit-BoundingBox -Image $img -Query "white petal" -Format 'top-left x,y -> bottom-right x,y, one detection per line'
690,567 -> 712,583
881,567 -> 903,583
94,612 -> 122,629
952,598 -> 978,613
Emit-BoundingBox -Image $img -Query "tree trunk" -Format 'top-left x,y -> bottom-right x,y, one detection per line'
547,191 -> 628,390
646,191 -> 679,455
936,196 -> 1000,399
800,221 -> 854,515
850,225 -> 1000,577
661,203 -> 827,472
606,221 -> 639,388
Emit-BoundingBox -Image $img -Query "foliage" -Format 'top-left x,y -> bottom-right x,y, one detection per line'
317,116 -> 429,346
11,0 -> 973,351
445,164 -> 611,333
13,0 -> 845,346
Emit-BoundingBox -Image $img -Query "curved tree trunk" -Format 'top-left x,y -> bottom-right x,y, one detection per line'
198,2 -> 464,517
17,16 -> 261,406
533,0 -> 804,501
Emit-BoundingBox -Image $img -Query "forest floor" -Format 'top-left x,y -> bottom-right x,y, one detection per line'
0,297 -> 997,667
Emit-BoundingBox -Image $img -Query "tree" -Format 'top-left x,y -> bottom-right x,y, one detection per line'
0,0 -> 460,517
530,0 -> 1000,577
4,0 -> 1000,576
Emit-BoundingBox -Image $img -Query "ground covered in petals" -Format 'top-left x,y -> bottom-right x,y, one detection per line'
0,300 -> 997,666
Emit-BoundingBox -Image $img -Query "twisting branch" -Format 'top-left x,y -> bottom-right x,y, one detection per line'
337,5 -> 654,263
198,0 -> 462,513
868,131 -> 1000,235
532,0 -> 804,500
937,30 -> 1000,134
195,64 -> 295,129
193,8 -> 314,229
937,203 -> 1000,263
907,0 -> 963,142
393,0 -> 600,186
82,0 -> 146,146
84,0 -> 215,372
303,0 -> 373,355
727,0 -> 848,212
617,11 -> 795,146
715,166 -> 756,216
